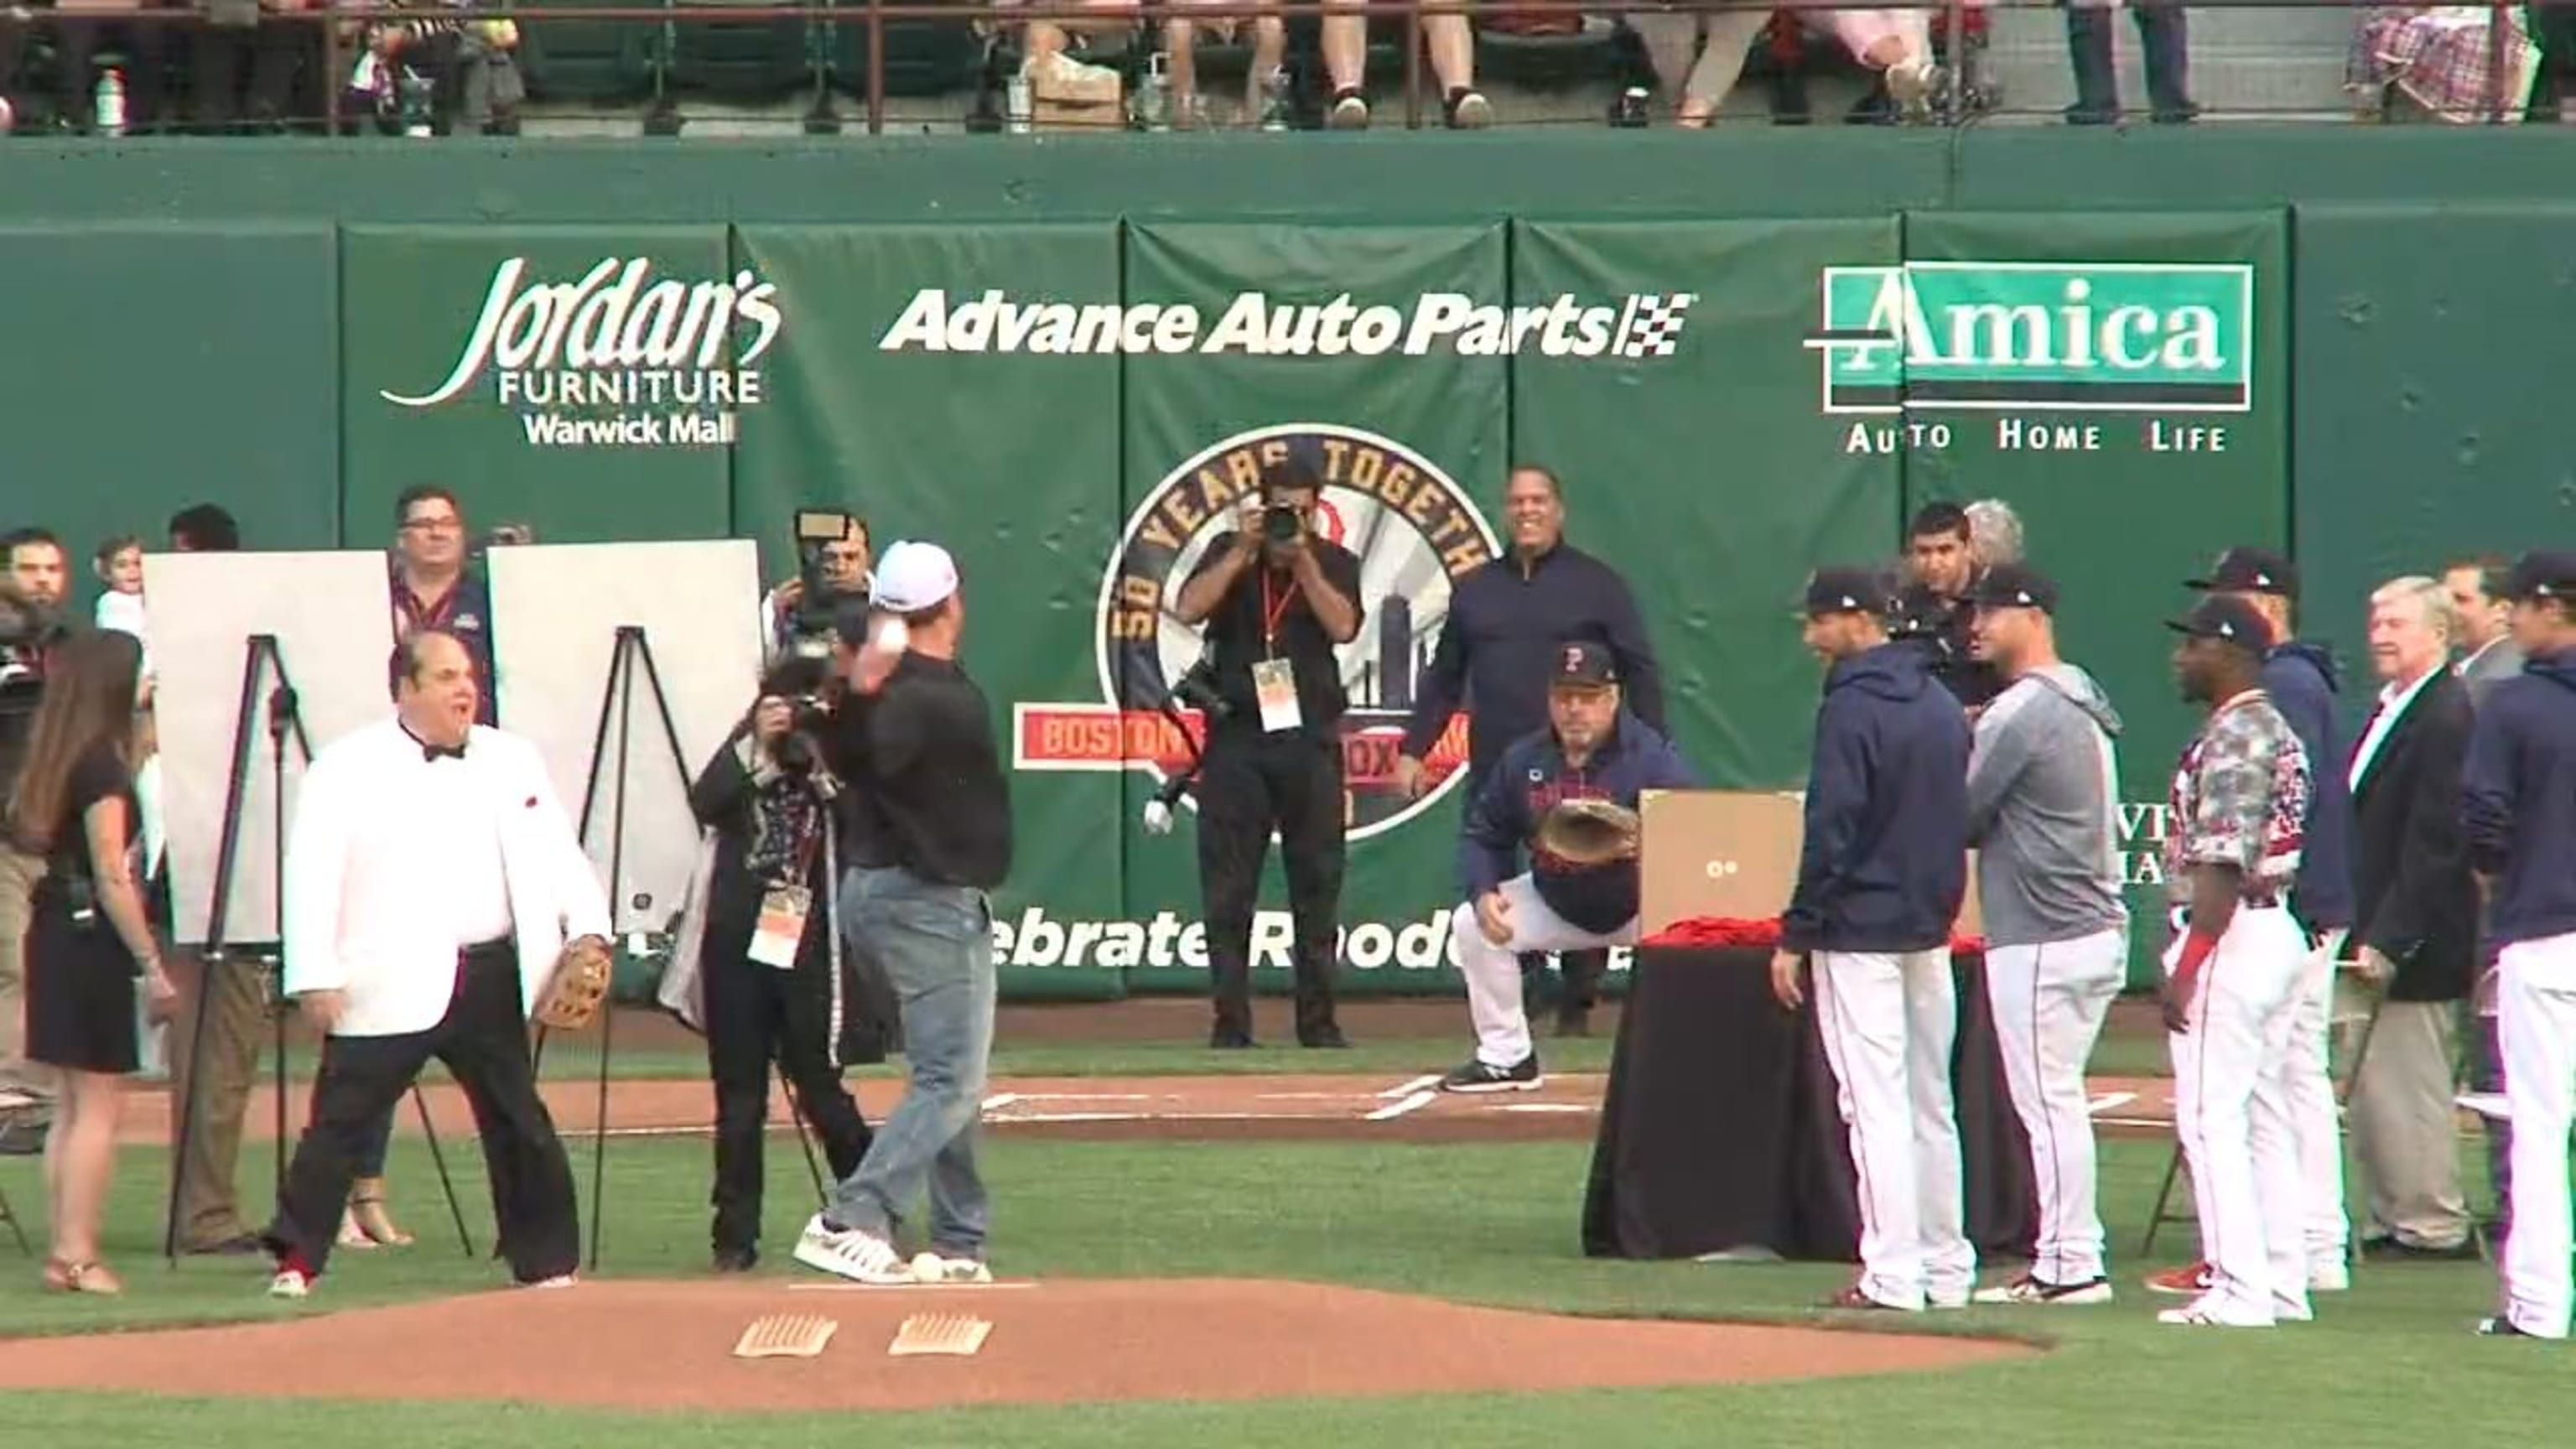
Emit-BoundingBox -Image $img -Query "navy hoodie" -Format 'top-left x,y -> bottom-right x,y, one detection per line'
2462,650 -> 2576,948
2262,641 -> 2356,931
1400,543 -> 1666,785
1780,642 -> 1971,953
1461,712 -> 1697,935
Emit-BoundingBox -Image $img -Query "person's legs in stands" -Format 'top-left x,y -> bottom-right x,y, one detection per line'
2133,0 -> 2194,121
2061,0 -> 2120,122
1825,8 -> 1939,117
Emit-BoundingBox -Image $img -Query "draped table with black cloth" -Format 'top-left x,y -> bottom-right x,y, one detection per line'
1581,926 -> 2037,1264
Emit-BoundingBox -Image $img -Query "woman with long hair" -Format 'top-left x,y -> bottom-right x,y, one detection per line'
6,628 -> 174,1293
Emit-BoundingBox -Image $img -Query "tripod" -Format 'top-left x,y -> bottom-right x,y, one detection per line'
162,634 -> 470,1264
532,624 -> 693,1272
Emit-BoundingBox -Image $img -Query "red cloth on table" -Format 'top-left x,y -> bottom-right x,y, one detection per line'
1642,917 -> 1987,958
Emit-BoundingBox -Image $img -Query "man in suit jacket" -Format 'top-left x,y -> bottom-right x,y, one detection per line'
2344,576 -> 2480,1259
2447,554 -> 2527,706
260,630 -> 611,1299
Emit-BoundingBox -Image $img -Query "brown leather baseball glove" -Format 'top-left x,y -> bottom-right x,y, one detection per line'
534,935 -> 613,1031
1535,797 -> 1642,866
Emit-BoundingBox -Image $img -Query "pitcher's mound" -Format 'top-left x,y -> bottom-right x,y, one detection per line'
0,1278 -> 2030,1411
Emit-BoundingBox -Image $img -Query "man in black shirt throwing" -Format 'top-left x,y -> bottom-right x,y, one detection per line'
796,542 -> 1015,1287
1170,458 -> 1362,1050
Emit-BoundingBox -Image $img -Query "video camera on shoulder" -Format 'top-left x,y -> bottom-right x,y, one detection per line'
784,507 -> 870,658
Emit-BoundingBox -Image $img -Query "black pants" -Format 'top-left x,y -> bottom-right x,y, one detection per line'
1197,725 -> 1344,1041
263,943 -> 578,1283
702,890 -> 874,1256
2064,3 -> 2191,122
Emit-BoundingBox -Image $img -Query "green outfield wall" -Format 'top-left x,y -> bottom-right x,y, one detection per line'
4,127 -> 2569,1000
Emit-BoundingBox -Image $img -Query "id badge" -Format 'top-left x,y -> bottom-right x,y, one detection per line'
750,885 -> 811,969
1251,657 -> 1302,734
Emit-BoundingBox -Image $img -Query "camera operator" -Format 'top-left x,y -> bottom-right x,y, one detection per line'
0,527 -> 75,1150
1893,501 -> 2006,711
679,656 -> 880,1274
1167,460 -> 1361,1051
762,512 -> 872,665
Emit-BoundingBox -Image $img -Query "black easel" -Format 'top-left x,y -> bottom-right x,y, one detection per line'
162,634 -> 470,1264
533,624 -> 693,1271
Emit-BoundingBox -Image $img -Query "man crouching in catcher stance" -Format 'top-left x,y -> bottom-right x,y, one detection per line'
262,630 -> 610,1298
796,543 -> 1014,1286
1436,641 -> 1694,1093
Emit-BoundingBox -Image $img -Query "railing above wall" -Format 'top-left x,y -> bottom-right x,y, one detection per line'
0,0 -> 2544,141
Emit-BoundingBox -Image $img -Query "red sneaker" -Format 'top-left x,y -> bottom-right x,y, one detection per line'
2145,1261 -> 2213,1296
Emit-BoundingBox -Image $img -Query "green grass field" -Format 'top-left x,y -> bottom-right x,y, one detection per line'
0,1114 -> 2545,1448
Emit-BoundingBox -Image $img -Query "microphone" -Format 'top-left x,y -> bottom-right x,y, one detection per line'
267,683 -> 299,744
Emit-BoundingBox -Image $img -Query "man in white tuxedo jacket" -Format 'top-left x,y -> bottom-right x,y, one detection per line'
260,630 -> 610,1297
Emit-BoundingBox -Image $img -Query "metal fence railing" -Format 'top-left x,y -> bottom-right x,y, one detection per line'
0,0 -> 2550,138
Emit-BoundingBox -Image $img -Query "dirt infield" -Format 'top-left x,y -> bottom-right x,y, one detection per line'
0,1278 -> 2031,1410
115,1067 -> 2180,1148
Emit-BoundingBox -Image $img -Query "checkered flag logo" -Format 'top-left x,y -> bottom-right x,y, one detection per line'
1613,293 -> 1698,359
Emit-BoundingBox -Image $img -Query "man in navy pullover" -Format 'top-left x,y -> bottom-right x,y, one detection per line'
1397,465 -> 1665,1036
1436,641 -> 1693,1093
1769,566 -> 1975,1312
2461,550 -> 2576,1340
2188,546 -> 2355,1290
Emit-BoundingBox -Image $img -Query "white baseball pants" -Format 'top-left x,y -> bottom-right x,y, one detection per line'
2167,904 -> 2312,1326
2286,922 -> 2352,1278
1451,876 -> 1631,1070
1985,927 -> 2125,1286
1813,948 -> 1975,1310
2496,929 -> 2576,1338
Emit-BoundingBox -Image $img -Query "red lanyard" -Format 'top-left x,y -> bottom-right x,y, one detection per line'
1259,573 -> 1297,652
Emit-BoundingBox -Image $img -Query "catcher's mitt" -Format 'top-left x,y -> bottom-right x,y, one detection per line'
1535,797 -> 1642,866
535,936 -> 613,1031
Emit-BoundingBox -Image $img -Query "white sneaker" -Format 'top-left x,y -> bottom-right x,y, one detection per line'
267,1268 -> 312,1300
2309,1264 -> 2350,1293
525,1274 -> 579,1290
2157,1295 -> 2272,1327
1973,1275 -> 2115,1306
792,1213 -> 913,1285
911,1252 -> 995,1285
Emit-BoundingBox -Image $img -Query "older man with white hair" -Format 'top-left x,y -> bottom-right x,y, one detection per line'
2343,575 -> 2480,1260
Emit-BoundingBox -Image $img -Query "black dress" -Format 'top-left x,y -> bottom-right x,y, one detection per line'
24,743 -> 143,1075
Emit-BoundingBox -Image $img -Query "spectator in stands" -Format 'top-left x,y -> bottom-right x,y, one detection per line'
1167,3 -> 1288,127
92,536 -> 147,647
2348,6 -> 2537,122
1320,0 -> 1488,128
343,4 -> 526,135
1629,9 -> 1774,126
2064,0 -> 2194,124
52,16 -> 174,132
1006,0 -> 1145,121
168,503 -> 242,554
193,0 -> 311,132
1815,7 -> 1942,118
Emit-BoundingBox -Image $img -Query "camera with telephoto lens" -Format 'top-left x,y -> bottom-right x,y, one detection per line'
1169,659 -> 1231,720
763,658 -> 836,776
1261,504 -> 1302,545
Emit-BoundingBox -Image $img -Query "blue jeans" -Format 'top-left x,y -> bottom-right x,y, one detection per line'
823,867 -> 995,1257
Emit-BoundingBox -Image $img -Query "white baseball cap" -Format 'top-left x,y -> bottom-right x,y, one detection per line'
869,541 -> 960,614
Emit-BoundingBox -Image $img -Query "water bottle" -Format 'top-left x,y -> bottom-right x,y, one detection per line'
398,66 -> 434,138
1005,67 -> 1032,133
1135,51 -> 1171,132
94,68 -> 127,137
1258,66 -> 1289,131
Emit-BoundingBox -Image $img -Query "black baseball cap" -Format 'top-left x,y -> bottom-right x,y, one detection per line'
1803,566 -> 1891,618
1966,563 -> 2059,615
2503,548 -> 2576,603
2164,595 -> 2275,652
1550,640 -> 1619,690
2185,546 -> 2298,599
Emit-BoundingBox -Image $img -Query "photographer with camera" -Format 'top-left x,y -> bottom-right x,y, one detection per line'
674,656 -> 881,1274
2,527 -> 76,1151
762,511 -> 872,665
1167,460 -> 1362,1051
1893,501 -> 2005,711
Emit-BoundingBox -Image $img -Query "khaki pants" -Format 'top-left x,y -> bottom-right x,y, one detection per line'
0,847 -> 55,1109
166,948 -> 272,1246
2348,998 -> 2472,1249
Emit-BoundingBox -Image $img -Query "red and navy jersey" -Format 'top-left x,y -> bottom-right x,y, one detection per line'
1460,713 -> 1696,934
388,559 -> 499,727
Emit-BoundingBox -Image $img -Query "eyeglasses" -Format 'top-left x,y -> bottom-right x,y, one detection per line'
402,516 -> 463,534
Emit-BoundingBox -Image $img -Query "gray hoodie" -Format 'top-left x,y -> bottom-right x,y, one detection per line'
1965,662 -> 2128,948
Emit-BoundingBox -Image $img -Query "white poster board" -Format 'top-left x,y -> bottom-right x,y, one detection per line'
149,551 -> 404,946
487,541 -> 764,936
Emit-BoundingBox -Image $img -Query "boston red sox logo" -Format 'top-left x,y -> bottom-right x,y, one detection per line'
1561,644 -> 1583,676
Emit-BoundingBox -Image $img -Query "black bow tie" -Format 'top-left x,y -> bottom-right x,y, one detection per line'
423,741 -> 467,762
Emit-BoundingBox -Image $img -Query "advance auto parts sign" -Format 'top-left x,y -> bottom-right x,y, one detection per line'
380,257 -> 783,449
1015,423 -> 1501,844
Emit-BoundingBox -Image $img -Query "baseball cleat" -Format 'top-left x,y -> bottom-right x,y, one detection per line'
2475,1316 -> 2540,1337
2145,1261 -> 2212,1296
2157,1296 -> 2272,1327
1972,1275 -> 2114,1306
792,1214 -> 914,1285
267,1268 -> 313,1300
1821,1285 -> 1914,1311
2309,1263 -> 2350,1292
1436,1056 -> 1541,1093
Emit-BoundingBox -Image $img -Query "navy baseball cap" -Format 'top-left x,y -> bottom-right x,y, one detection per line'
1966,563 -> 2059,615
1803,566 -> 1891,618
1550,640 -> 1619,690
2164,595 -> 2275,652
2503,548 -> 2576,603
2185,546 -> 2298,599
